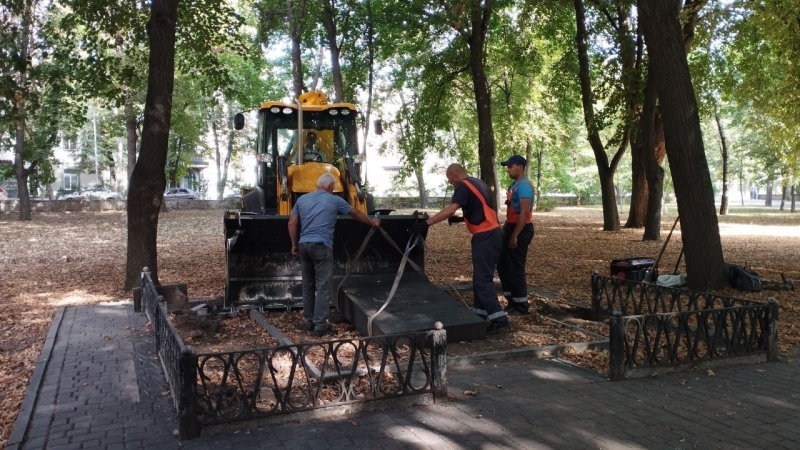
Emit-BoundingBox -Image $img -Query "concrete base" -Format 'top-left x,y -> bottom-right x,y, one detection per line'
337,271 -> 487,342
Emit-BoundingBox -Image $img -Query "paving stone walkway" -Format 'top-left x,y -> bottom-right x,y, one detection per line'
9,304 -> 800,450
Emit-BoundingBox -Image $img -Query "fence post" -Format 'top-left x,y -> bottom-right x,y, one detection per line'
431,322 -> 448,402
609,310 -> 625,381
591,271 -> 600,321
178,349 -> 200,439
766,298 -> 779,362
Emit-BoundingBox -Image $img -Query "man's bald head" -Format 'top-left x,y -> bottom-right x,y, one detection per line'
446,164 -> 466,176
446,163 -> 467,185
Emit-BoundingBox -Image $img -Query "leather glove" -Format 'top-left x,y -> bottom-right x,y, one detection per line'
447,215 -> 465,226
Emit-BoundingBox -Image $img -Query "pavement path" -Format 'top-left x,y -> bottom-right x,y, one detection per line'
8,304 -> 800,450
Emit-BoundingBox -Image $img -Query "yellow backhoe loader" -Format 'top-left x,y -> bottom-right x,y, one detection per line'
224,91 -> 425,308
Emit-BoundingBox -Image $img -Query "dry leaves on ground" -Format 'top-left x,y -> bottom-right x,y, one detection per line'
1,206 -> 799,447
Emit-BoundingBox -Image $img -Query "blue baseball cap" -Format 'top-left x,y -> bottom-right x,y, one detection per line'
500,155 -> 527,167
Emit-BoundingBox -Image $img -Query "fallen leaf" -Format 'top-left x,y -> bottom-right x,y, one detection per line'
103,336 -> 111,341
348,420 -> 358,426
707,369 -> 715,377
463,390 -> 478,396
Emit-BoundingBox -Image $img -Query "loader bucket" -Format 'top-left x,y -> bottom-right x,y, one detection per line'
224,212 -> 427,308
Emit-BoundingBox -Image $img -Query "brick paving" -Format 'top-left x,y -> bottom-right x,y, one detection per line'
9,304 -> 800,449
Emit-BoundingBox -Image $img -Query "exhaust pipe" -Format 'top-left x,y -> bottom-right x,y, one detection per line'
296,97 -> 304,165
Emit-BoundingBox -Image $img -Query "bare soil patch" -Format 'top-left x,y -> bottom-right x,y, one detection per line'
172,310 -> 279,353
1,206 -> 799,446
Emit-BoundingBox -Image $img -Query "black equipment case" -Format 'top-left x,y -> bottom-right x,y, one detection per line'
610,257 -> 656,281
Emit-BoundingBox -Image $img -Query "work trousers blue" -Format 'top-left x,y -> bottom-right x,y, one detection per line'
498,223 -> 534,312
471,228 -> 508,326
299,242 -> 333,331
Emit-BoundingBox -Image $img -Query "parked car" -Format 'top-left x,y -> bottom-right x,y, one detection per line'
164,187 -> 196,199
57,190 -> 85,200
84,187 -> 122,200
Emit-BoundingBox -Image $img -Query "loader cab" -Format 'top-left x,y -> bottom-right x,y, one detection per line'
252,102 -> 366,215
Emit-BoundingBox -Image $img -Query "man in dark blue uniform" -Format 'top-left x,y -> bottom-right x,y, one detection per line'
414,164 -> 509,334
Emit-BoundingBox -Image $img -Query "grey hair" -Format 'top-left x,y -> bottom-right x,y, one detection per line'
317,173 -> 336,190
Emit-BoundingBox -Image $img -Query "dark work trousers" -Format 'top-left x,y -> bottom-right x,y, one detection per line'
470,228 -> 508,325
299,242 -> 333,331
498,223 -> 534,313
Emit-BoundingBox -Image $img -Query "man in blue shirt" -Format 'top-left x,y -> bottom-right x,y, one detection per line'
497,155 -> 535,315
288,173 -> 381,336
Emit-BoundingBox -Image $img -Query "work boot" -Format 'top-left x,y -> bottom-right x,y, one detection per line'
313,328 -> 338,337
504,305 -> 527,316
486,322 -> 510,335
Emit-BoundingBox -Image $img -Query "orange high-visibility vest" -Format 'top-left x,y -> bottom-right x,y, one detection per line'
505,179 -> 533,224
461,179 -> 500,235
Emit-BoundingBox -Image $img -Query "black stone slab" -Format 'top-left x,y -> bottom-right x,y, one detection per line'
337,271 -> 487,342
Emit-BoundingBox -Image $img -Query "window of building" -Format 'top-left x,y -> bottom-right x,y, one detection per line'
64,172 -> 79,190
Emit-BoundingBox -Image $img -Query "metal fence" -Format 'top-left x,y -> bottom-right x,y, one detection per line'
141,269 -> 199,438
592,274 -> 778,380
140,269 -> 445,439
591,272 -> 762,318
195,331 -> 444,426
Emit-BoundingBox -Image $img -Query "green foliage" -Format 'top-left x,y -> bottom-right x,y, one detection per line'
536,197 -> 557,212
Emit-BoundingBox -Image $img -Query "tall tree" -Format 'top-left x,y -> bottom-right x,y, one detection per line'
2,0 -> 85,219
124,0 -> 178,289
639,0 -> 727,290
573,0 -> 641,231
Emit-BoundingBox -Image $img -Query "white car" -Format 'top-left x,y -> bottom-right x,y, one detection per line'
84,188 -> 122,200
58,190 -> 85,200
164,188 -> 196,199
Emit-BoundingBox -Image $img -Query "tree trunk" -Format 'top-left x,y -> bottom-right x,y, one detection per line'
791,183 -> 796,213
222,131 -> 233,195
640,77 -> 664,241
626,139 -> 647,228
639,0 -> 727,291
124,0 -> 178,290
125,92 -> 138,180
739,159 -> 745,206
14,0 -> 33,221
415,167 -> 428,208
322,0 -> 344,103
536,147 -> 542,207
288,0 -> 304,98
466,7 -> 500,211
361,0 -> 375,165
779,177 -> 787,211
309,44 -> 323,91
573,0 -> 623,231
211,116 -> 223,199
765,179 -> 773,207
714,102 -> 729,215
169,136 -> 182,187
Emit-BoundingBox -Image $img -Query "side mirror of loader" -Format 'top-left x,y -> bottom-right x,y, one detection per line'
373,119 -> 383,135
234,113 -> 245,130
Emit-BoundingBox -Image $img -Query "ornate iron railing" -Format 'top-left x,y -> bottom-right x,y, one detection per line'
139,269 -> 446,439
141,269 -> 199,438
141,268 -> 161,325
595,274 -> 779,380
591,272 -> 762,318
194,330 -> 444,426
